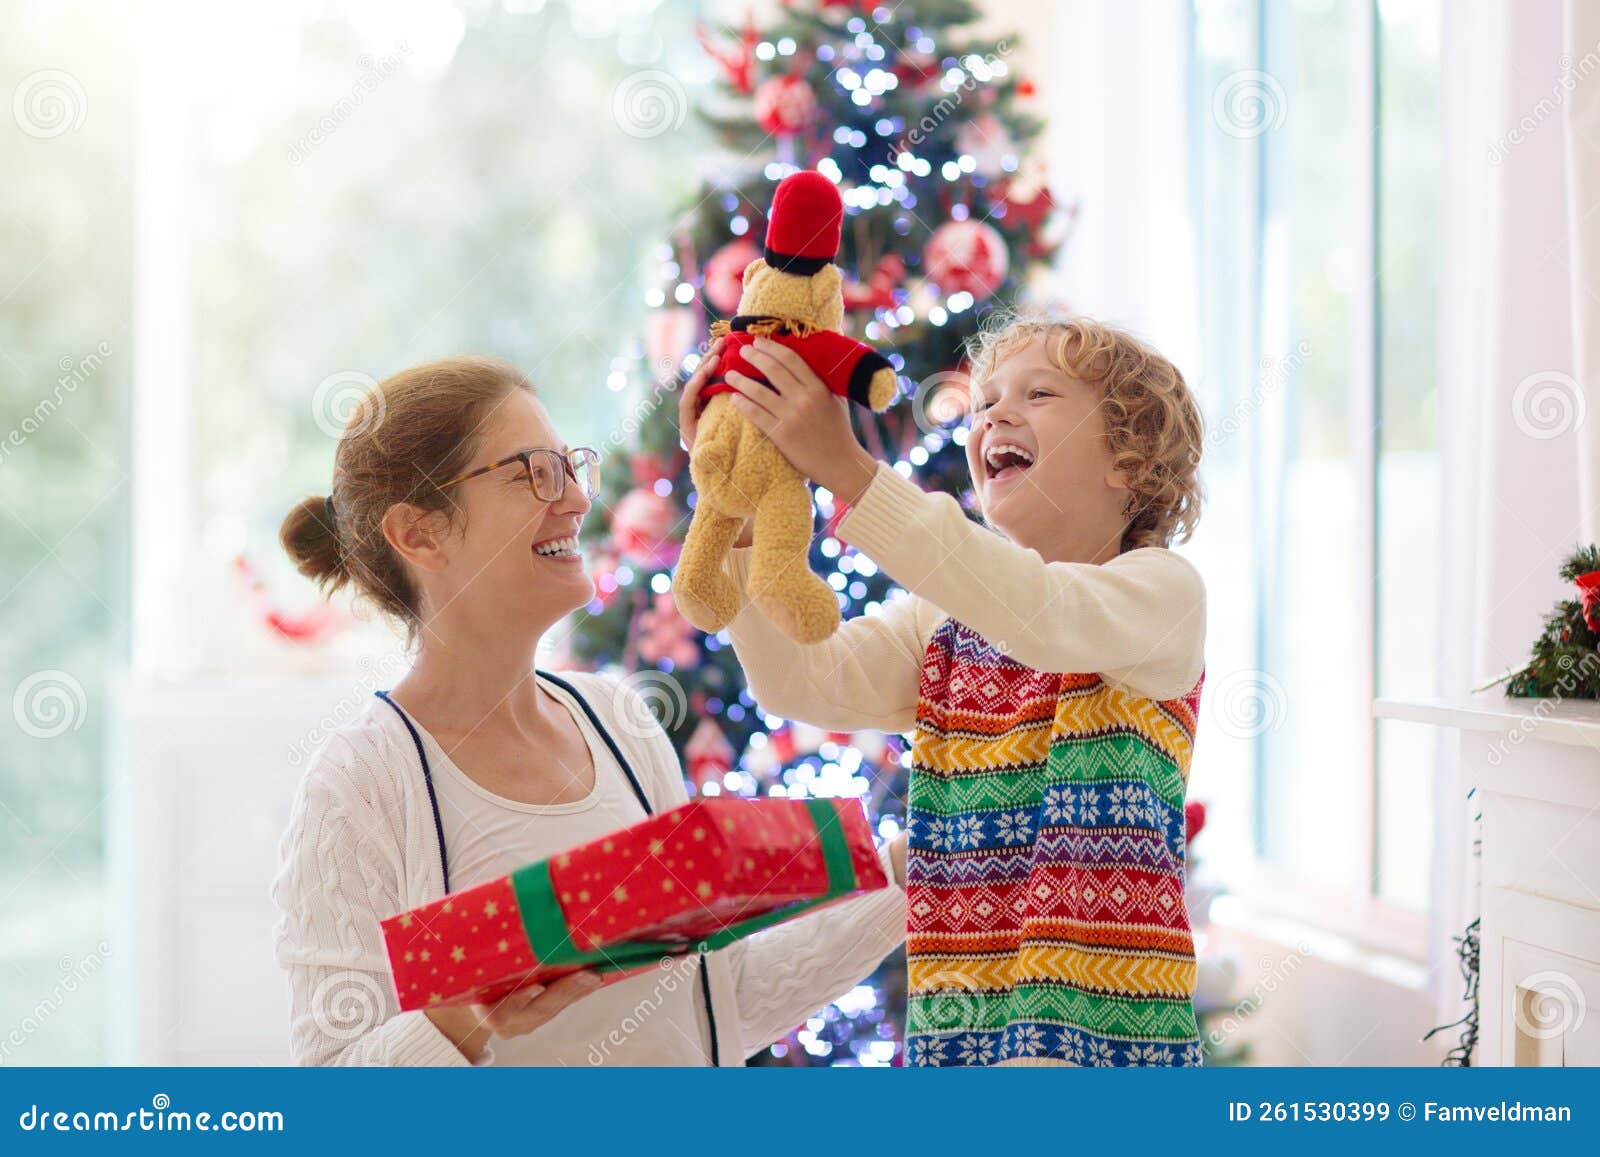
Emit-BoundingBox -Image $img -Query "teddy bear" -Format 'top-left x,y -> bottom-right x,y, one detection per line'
674,170 -> 898,644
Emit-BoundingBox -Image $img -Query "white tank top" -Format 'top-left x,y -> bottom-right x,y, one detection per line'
417,679 -> 712,1066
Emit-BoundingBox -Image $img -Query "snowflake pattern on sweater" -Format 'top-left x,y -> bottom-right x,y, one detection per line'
904,618 -> 1204,1067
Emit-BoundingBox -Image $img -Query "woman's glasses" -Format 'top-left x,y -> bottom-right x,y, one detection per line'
437,446 -> 599,504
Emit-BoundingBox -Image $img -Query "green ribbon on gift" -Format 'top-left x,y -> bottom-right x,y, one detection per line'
509,798 -> 862,972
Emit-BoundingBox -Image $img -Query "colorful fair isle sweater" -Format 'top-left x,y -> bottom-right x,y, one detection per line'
905,619 -> 1203,1066
722,463 -> 1208,1069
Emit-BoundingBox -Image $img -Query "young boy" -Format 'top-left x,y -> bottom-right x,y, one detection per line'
679,313 -> 1206,1067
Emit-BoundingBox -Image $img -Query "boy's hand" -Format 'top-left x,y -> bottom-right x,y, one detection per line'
724,337 -> 879,506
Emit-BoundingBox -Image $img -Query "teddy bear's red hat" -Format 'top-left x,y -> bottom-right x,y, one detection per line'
763,170 -> 842,276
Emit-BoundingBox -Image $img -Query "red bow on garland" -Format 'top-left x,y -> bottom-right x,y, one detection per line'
1577,569 -> 1600,632
696,14 -> 760,95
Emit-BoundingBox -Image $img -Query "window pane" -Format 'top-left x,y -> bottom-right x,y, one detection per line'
1254,0 -> 1369,894
1376,0 -> 1441,911
0,2 -> 133,1063
1186,0 -> 1267,887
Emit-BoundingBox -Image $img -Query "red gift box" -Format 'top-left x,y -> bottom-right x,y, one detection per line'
381,796 -> 887,1011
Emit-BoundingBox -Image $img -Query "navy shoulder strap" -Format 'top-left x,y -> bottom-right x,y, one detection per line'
374,689 -> 452,894
535,669 -> 654,816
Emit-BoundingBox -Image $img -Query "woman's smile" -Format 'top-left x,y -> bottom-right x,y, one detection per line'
531,531 -> 583,563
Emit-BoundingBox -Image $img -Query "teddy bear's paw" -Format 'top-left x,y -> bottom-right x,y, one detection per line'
752,577 -> 841,644
866,366 -> 899,411
673,578 -> 739,635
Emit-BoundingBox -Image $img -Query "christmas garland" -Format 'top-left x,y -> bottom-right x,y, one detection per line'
1499,545 -> 1600,699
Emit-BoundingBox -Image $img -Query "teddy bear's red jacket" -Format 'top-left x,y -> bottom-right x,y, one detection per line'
701,315 -> 893,409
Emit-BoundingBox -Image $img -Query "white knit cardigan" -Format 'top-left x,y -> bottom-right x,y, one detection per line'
269,669 -> 908,1066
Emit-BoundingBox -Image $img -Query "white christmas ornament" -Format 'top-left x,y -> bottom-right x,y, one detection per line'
923,220 -> 1010,301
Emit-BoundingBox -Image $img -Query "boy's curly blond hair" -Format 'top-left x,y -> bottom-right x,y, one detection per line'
965,312 -> 1204,553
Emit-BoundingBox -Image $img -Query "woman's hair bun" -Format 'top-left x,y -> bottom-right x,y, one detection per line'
279,494 -> 347,590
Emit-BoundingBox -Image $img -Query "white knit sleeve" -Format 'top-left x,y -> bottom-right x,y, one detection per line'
838,463 -> 1208,699
270,742 -> 478,1067
722,841 -> 906,1058
722,546 -> 942,733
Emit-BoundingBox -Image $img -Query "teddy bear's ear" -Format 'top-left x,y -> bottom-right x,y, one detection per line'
808,263 -> 843,298
742,257 -> 769,285
808,264 -> 845,330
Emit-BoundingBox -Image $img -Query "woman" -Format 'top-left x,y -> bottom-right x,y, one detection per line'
271,355 -> 907,1066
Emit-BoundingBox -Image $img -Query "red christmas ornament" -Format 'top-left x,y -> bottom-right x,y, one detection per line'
769,725 -> 798,765
686,717 -> 737,790
591,550 -> 621,609
923,220 -> 1010,301
893,51 -> 941,87
636,591 -> 699,669
1185,800 -> 1207,845
994,177 -> 1075,260
629,453 -> 672,488
645,307 -> 697,378
955,113 -> 1015,177
841,253 -> 905,312
1576,569 -> 1600,632
611,486 -> 681,570
704,238 -> 762,314
754,74 -> 818,136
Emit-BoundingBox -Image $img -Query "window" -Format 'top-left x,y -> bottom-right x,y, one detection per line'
0,0 -> 134,1064
1186,0 -> 1441,948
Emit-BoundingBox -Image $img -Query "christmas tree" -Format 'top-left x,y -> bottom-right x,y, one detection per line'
1503,544 -> 1600,700
572,0 -> 1069,1066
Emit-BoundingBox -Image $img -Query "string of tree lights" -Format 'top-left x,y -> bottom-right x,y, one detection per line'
571,0 -> 1072,1065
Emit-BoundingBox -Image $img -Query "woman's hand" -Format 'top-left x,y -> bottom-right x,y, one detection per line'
676,338 -> 725,454
426,969 -> 604,1062
723,337 -> 879,506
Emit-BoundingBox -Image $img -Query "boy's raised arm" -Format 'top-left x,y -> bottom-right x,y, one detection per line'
837,463 -> 1207,700
721,545 -> 938,732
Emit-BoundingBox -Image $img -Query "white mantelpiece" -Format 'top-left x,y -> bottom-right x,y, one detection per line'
1374,695 -> 1600,1066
